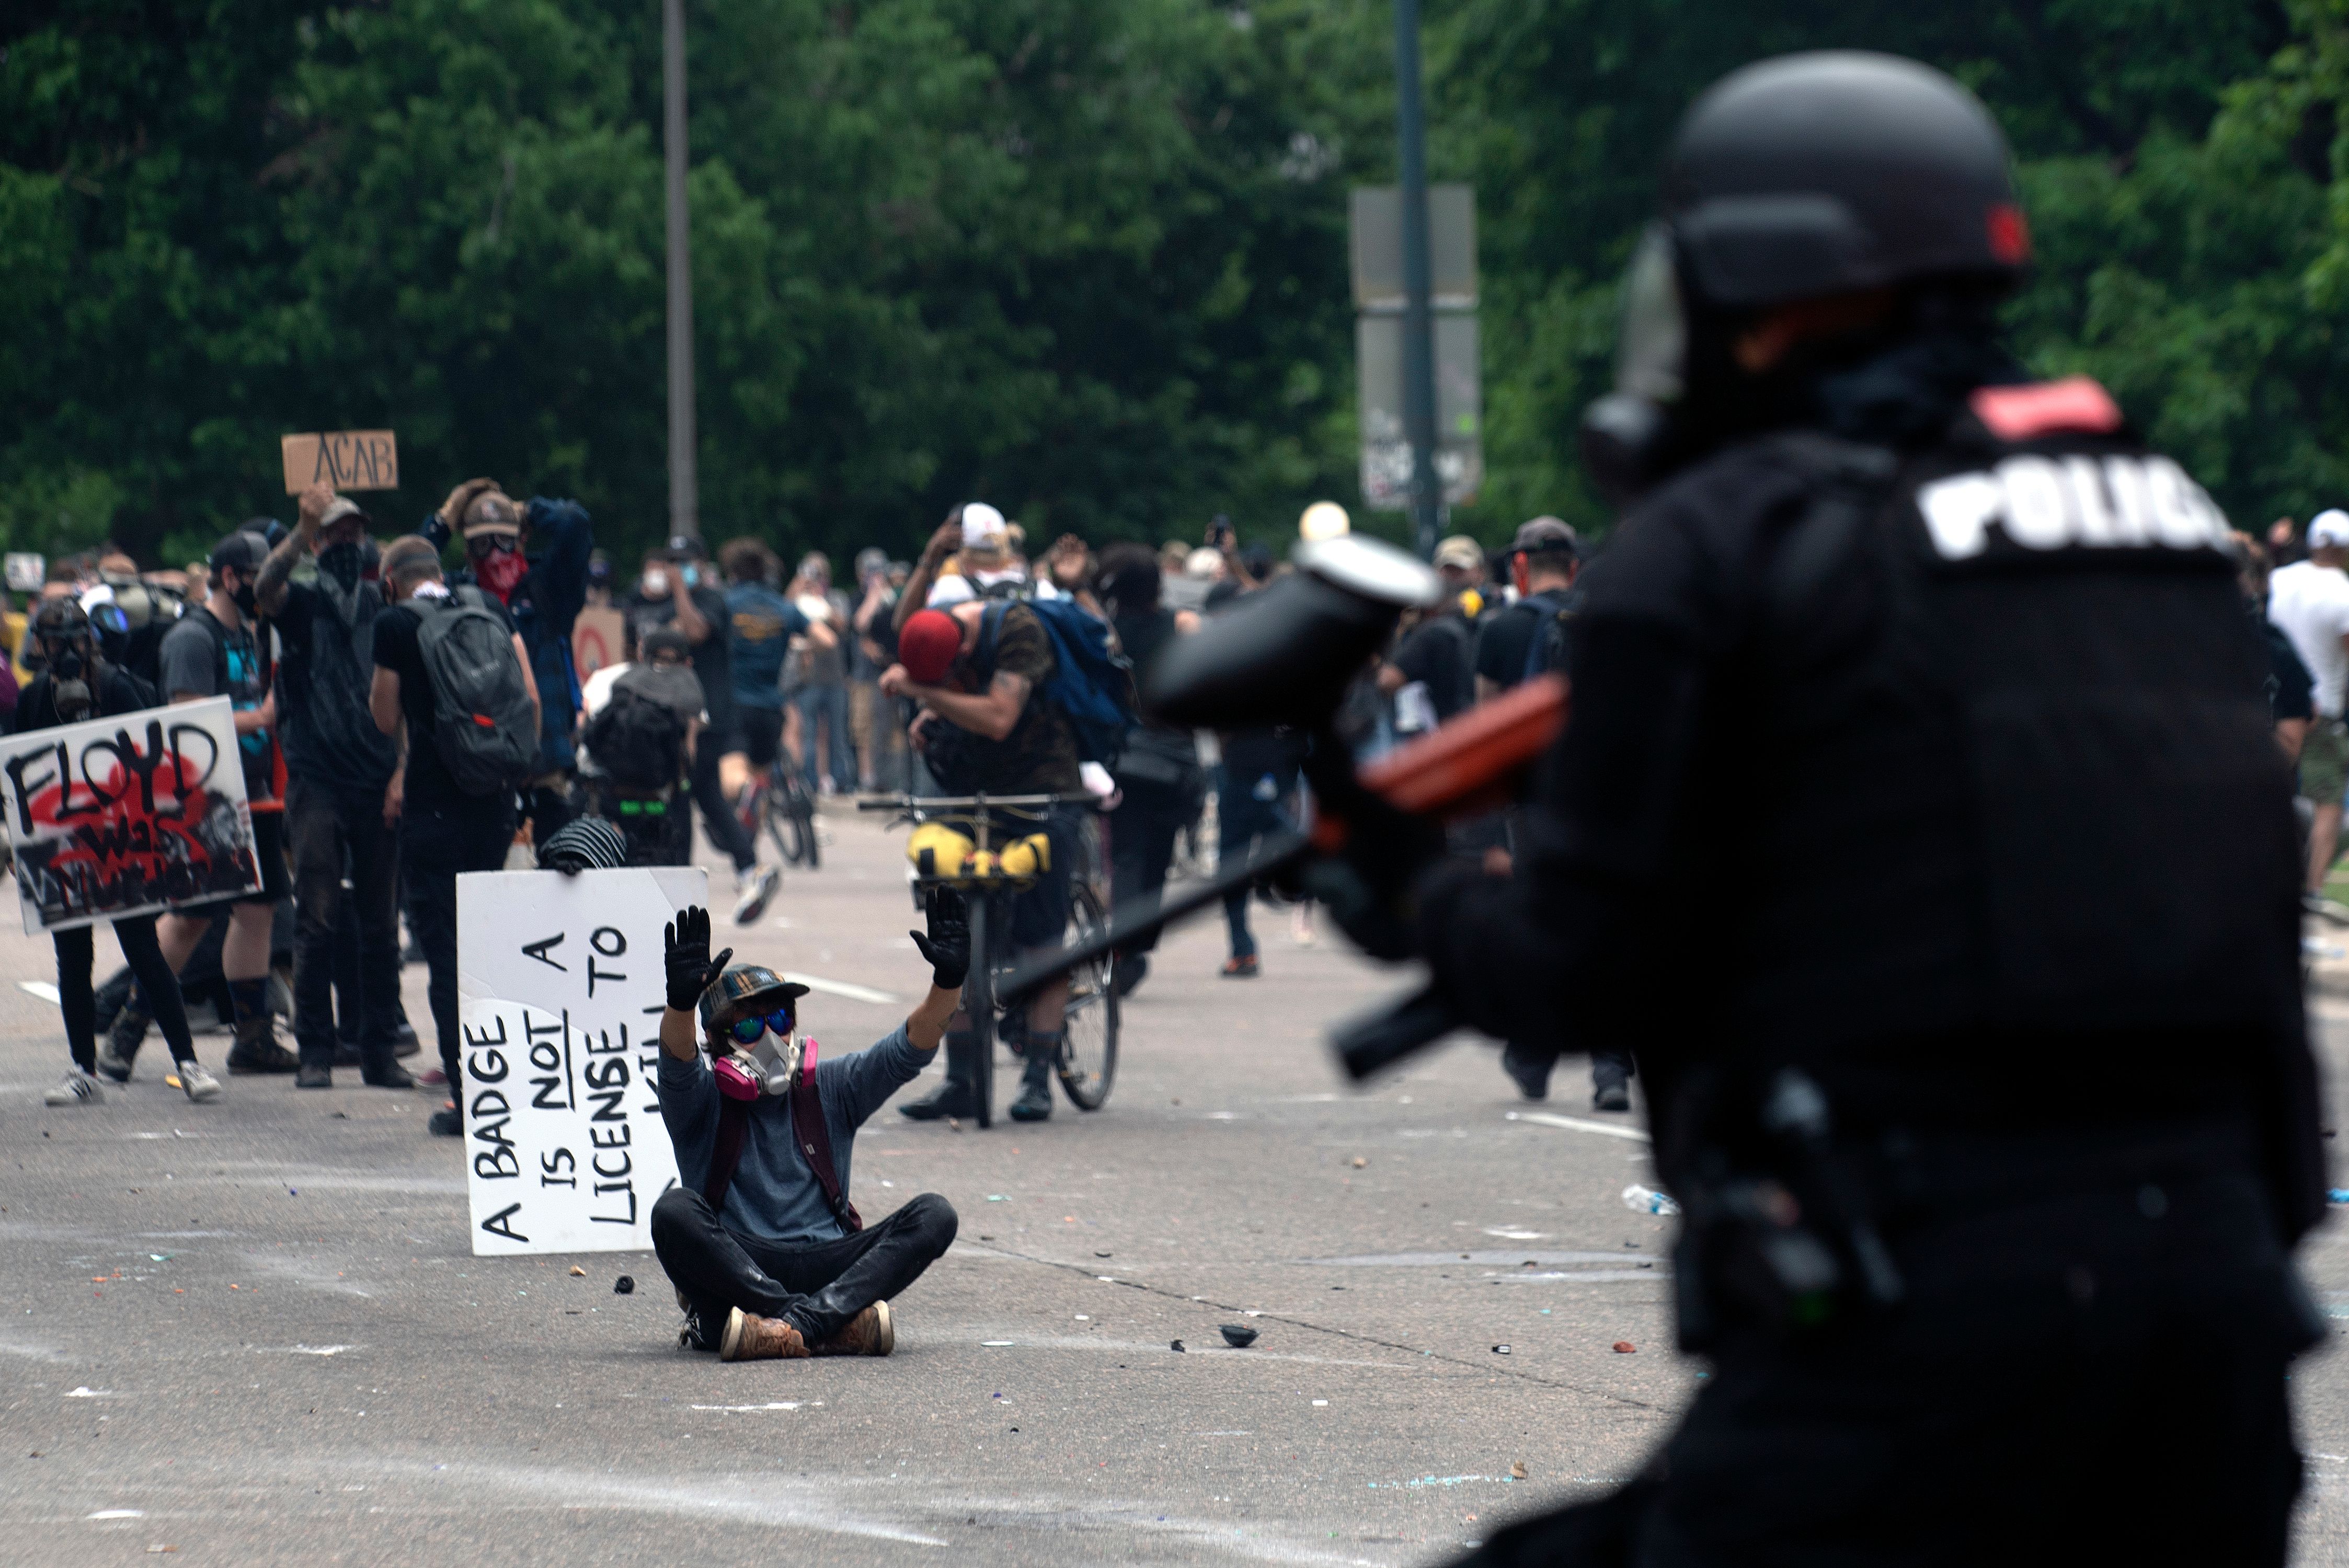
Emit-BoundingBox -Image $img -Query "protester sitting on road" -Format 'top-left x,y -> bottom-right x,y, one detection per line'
650,896 -> 966,1362
254,483 -> 412,1092
416,479 -> 594,848
150,529 -> 296,1077
18,598 -> 219,1107
370,536 -> 541,1135
625,540 -> 777,924
880,601 -> 1082,1123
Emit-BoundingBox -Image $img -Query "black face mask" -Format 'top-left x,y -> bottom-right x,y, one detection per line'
231,580 -> 258,618
318,541 -> 363,592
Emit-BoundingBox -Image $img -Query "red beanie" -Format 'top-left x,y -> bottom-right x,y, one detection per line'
898,608 -> 964,685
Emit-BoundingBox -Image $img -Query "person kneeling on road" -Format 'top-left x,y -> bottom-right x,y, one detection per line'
651,893 -> 968,1362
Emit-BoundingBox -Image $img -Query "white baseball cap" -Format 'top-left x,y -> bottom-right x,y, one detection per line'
960,502 -> 1009,551
2311,510 -> 2349,548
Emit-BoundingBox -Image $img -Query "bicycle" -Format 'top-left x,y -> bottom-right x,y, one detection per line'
737,768 -> 822,869
859,790 -> 1117,1127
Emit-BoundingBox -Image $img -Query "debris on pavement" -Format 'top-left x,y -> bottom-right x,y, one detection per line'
1350,1157 -> 1368,1168
1509,1460 -> 1529,1480
569,1265 -> 586,1276
1170,1339 -> 1186,1352
614,1275 -> 635,1294
1491,1344 -> 1511,1355
1613,1341 -> 1636,1354
1622,1184 -> 1680,1216
1219,1324 -> 1258,1347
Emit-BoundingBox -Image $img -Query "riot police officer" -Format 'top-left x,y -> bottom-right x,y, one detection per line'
1351,53 -> 2322,1564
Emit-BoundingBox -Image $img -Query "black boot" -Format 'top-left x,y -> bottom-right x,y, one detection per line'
1009,1032 -> 1057,1122
97,994 -> 152,1084
1590,1052 -> 1633,1113
224,978 -> 298,1075
899,1031 -> 980,1121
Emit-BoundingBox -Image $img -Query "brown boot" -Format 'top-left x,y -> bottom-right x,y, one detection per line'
810,1301 -> 895,1358
718,1307 -> 809,1362
224,1013 -> 297,1075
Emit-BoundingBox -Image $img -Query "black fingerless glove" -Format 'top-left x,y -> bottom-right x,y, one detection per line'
909,886 -> 970,991
663,906 -> 732,1011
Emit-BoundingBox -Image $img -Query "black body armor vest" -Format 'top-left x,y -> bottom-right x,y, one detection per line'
1707,388 -> 2302,1091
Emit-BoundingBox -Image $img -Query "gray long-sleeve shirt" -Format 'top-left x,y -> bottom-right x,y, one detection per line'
657,1025 -> 929,1247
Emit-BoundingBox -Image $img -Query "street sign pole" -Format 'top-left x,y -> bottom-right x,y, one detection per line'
1392,0 -> 1440,562
662,0 -> 699,542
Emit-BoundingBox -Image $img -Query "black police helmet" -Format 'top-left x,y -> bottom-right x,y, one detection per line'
1584,52 -> 2027,501
1665,52 -> 2027,311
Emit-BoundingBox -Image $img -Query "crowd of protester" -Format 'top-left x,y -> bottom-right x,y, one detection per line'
14,472 -> 1734,1127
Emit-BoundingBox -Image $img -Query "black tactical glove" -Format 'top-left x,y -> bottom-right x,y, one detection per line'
663,906 -> 734,1011
1298,740 -> 1447,963
909,885 -> 971,991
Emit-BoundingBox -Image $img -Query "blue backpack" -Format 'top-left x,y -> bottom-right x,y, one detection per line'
979,598 -> 1137,764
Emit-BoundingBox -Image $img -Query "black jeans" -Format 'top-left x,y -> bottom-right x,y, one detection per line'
55,916 -> 194,1071
398,799 -> 517,1095
1109,778 -> 1187,956
651,1187 -> 958,1345
286,778 -> 403,1074
691,729 -> 758,874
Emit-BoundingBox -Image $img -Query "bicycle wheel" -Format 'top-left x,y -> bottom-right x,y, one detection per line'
1057,882 -> 1119,1111
797,794 -> 822,869
765,783 -> 812,867
962,893 -> 993,1128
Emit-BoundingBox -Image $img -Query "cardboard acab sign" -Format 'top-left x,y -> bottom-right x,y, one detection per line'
281,431 -> 399,494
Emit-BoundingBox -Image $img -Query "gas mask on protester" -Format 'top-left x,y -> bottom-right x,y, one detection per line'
33,601 -> 100,722
694,964 -> 816,1102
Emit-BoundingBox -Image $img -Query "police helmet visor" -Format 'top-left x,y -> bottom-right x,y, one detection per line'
1614,225 -> 1687,406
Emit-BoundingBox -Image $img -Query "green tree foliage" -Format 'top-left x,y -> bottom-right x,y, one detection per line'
4,0 -> 1381,565
7,0 -> 2349,563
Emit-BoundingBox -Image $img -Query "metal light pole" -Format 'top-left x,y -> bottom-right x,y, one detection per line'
662,0 -> 699,541
1392,0 -> 1440,561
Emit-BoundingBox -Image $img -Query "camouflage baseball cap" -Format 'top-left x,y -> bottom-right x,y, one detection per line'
697,963 -> 811,1039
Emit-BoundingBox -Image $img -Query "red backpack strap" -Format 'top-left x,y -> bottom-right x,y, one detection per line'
703,1096 -> 750,1211
787,1041 -> 863,1232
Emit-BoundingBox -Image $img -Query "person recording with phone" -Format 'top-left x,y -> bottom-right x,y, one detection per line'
649,889 -> 968,1362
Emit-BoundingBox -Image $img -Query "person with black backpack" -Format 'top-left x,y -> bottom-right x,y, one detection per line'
1472,516 -> 1583,700
580,626 -> 703,864
370,535 -> 541,1136
1467,515 -> 1637,1112
150,529 -> 297,1077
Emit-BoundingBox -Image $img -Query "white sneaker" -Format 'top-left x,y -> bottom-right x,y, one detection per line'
175,1059 -> 222,1103
733,863 -> 781,927
44,1068 -> 104,1107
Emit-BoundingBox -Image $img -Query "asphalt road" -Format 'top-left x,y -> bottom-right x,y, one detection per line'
4,808 -> 2349,1565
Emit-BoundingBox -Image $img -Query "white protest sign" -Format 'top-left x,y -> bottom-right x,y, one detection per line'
0,696 -> 261,934
456,867 -> 704,1256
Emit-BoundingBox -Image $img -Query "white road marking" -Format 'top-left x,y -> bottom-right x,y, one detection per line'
781,972 -> 900,1006
19,981 -> 61,1004
1506,1109 -> 1651,1143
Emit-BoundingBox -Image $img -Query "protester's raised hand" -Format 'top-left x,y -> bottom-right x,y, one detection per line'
909,886 -> 970,992
296,482 -> 335,532
663,906 -> 732,1010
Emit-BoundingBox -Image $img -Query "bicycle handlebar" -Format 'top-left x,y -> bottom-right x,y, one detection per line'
855,791 -> 1096,813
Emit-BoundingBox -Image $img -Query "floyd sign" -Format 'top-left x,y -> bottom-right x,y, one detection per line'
0,697 -> 261,935
457,867 -> 703,1255
281,430 -> 399,494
